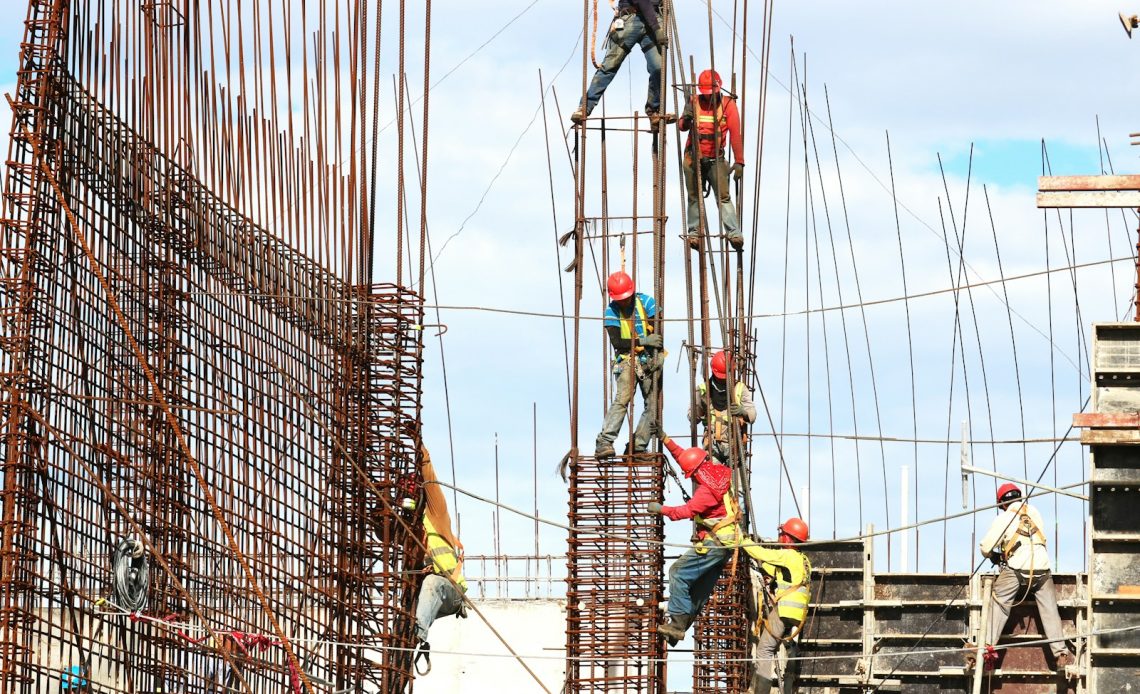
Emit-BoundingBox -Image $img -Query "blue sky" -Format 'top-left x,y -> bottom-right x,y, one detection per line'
1,1 -> 1138,684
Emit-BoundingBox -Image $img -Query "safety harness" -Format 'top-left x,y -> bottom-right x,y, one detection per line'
1000,503 -> 1047,562
693,491 -> 742,549
999,502 -> 1047,606
613,296 -> 657,374
752,549 -> 816,642
690,95 -> 729,159
700,380 -> 748,448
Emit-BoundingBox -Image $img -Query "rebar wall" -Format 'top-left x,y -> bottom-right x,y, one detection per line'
0,1 -> 427,692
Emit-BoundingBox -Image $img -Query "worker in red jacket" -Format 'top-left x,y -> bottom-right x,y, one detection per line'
678,69 -> 745,250
649,434 -> 740,644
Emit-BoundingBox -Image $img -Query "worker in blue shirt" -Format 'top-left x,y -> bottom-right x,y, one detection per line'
595,271 -> 662,458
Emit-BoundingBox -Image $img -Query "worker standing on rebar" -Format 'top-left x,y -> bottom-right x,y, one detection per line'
413,448 -> 468,672
689,349 -> 756,465
570,0 -> 670,125
650,434 -> 739,644
678,69 -> 745,250
741,519 -> 812,694
595,271 -> 662,458
974,483 -> 1074,671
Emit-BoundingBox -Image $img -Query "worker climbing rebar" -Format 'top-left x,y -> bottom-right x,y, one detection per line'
650,434 -> 740,644
743,518 -> 812,694
594,271 -> 663,458
689,349 -> 756,466
678,69 -> 745,250
571,0 -> 672,125
970,483 -> 1074,672
412,448 -> 469,675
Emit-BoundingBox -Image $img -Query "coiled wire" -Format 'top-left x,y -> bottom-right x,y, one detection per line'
111,538 -> 148,612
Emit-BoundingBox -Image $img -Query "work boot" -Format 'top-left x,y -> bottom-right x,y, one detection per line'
594,442 -> 615,459
1054,651 -> 1075,670
570,107 -> 587,125
646,110 -> 677,127
685,233 -> 701,250
753,678 -> 773,694
726,231 -> 744,250
657,613 -> 693,646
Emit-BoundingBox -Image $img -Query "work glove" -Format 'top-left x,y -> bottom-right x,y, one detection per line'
696,382 -> 707,396
732,162 -> 744,182
728,403 -> 746,417
659,433 -> 671,446
641,333 -> 663,349
654,27 -> 669,49
648,502 -> 664,514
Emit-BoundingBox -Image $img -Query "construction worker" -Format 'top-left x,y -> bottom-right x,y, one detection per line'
974,483 -> 1074,670
413,448 -> 468,672
742,518 -> 812,694
570,0 -> 669,125
678,69 -> 745,250
650,434 -> 739,644
689,349 -> 756,465
595,271 -> 662,458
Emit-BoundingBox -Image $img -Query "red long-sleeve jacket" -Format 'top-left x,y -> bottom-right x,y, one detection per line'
660,438 -> 728,538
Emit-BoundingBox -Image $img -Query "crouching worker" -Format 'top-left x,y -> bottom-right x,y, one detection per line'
741,518 -> 812,694
413,448 -> 468,674
648,434 -> 740,645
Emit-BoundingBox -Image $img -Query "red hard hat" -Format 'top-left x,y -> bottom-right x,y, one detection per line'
710,350 -> 728,380
607,271 -> 634,301
677,447 -> 709,478
698,69 -> 722,95
997,483 -> 1022,505
779,517 -> 809,543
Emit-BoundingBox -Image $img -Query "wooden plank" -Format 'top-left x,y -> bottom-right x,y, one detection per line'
1073,412 -> 1140,428
1081,429 -> 1140,445
1037,190 -> 1140,208
1039,174 -> 1140,191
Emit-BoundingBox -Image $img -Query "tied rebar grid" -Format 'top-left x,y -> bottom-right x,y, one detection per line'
0,6 -> 425,692
565,453 -> 666,692
692,563 -> 751,692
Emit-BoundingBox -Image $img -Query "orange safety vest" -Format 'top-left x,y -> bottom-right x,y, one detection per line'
690,96 -> 729,159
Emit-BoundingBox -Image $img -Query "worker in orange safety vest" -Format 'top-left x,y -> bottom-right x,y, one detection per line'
678,69 -> 745,250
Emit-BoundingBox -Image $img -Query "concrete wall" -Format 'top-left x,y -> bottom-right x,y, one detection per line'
415,598 -> 567,692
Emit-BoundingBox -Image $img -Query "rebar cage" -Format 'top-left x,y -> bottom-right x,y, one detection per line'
0,1 -> 426,691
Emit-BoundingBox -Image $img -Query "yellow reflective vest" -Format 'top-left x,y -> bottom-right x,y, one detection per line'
424,516 -> 467,593
699,381 -> 748,446
742,544 -> 811,623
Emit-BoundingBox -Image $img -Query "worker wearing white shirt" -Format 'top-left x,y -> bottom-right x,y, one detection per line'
977,483 -> 1073,670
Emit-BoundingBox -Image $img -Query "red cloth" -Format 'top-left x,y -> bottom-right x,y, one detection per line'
661,438 -> 729,537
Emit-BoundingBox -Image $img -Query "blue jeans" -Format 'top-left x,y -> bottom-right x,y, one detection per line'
667,540 -> 731,617
684,155 -> 740,238
414,574 -> 464,642
582,13 -> 662,115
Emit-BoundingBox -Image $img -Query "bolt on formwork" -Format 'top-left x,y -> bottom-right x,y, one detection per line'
0,1 -> 428,692
565,453 -> 667,692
